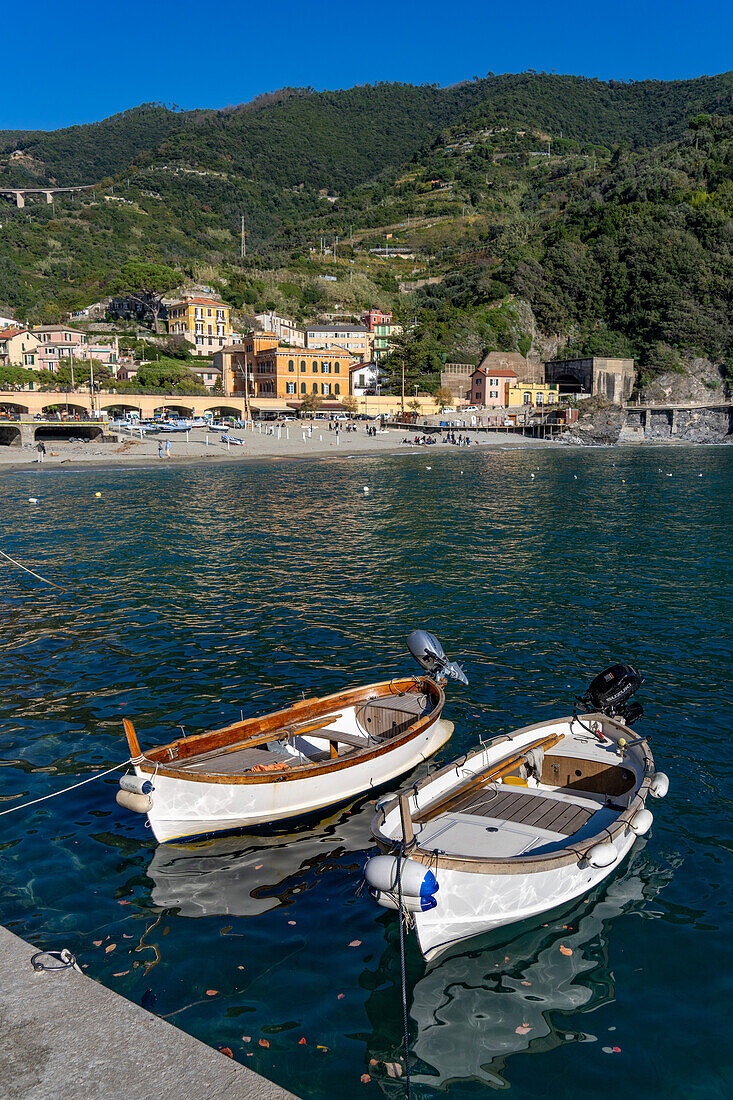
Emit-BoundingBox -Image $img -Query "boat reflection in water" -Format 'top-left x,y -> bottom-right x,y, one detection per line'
366,846 -> 673,1091
146,796 -> 377,917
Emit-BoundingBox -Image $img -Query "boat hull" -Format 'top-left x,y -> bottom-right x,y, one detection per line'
414,827 -> 637,961
138,717 -> 453,843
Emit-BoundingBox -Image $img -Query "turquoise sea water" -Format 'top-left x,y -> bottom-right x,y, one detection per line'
0,445 -> 731,1098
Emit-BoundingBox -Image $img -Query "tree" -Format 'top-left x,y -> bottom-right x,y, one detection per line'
0,364 -> 33,390
110,261 -> 180,333
342,394 -> 358,415
408,398 -> 421,413
300,390 -> 323,414
435,386 -> 454,411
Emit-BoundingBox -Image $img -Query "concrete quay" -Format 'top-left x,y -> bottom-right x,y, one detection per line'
0,926 -> 297,1100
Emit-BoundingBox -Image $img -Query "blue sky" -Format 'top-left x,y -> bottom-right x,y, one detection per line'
3,0 -> 732,130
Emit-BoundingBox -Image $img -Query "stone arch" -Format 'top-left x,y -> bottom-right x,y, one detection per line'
0,424 -> 21,446
0,401 -> 29,415
205,405 -> 241,418
153,405 -> 194,418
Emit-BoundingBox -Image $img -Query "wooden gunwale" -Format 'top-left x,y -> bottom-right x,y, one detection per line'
371,712 -> 655,875
131,676 -> 444,785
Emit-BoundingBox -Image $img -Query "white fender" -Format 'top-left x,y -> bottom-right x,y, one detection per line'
370,888 -> 438,913
364,855 -> 438,898
116,789 -> 153,814
119,774 -> 154,796
586,842 -> 618,869
650,772 -> 669,798
629,808 -> 654,836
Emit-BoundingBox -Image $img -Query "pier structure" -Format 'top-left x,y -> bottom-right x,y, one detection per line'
620,401 -> 733,440
0,925 -> 296,1099
0,185 -> 93,208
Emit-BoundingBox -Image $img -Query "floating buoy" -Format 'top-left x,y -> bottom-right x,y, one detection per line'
363,486 -> 369,494
28,498 -> 38,504
530,473 -> 535,479
425,466 -> 432,470
95,492 -> 102,498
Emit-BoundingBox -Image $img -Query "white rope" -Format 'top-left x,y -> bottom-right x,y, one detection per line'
0,760 -> 131,817
0,548 -> 65,590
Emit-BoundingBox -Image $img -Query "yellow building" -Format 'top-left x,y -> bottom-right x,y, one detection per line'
508,382 -> 560,407
0,327 -> 40,368
167,296 -> 233,357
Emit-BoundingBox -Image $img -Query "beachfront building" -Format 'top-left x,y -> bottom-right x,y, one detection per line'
508,381 -> 560,407
167,297 -> 232,357
349,361 -> 388,396
305,323 -> 371,362
254,345 -> 352,399
0,327 -> 41,368
255,311 -> 305,348
32,326 -> 119,373
215,333 -> 278,396
470,366 -> 519,407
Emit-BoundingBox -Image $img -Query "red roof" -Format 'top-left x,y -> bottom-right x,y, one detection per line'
0,326 -> 26,339
171,297 -> 228,308
473,367 -> 518,378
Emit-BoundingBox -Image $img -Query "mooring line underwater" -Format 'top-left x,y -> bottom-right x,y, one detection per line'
0,547 -> 66,590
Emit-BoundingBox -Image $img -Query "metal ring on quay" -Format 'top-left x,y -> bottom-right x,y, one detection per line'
31,948 -> 77,973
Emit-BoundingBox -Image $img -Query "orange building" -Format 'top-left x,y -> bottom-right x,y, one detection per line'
254,345 -> 352,398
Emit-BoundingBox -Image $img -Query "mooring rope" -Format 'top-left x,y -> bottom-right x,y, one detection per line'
0,760 -> 130,817
396,846 -> 413,1100
0,547 -> 65,590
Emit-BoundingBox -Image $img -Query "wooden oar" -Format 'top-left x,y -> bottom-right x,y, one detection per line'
173,714 -> 344,765
412,732 -> 561,824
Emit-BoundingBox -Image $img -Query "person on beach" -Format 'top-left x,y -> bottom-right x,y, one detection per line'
165,439 -> 172,458
36,441 -> 46,463
158,442 -> 163,459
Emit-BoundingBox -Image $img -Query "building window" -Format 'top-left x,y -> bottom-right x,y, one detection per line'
288,360 -> 294,372
301,382 -> 306,393
322,383 -> 331,395
300,360 -> 306,372
335,364 -> 340,373
359,375 -> 365,387
312,361 -> 318,373
312,383 -> 318,393
334,384 -> 340,395
287,382 -> 295,394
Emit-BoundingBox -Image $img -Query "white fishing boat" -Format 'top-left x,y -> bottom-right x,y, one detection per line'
365,664 -> 669,961
116,632 -> 467,844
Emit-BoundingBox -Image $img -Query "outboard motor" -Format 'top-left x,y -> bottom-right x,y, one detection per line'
406,630 -> 468,685
582,663 -> 644,718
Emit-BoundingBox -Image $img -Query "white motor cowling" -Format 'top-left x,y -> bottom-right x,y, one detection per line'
629,808 -> 654,836
586,842 -> 618,869
649,772 -> 669,798
364,855 -> 438,899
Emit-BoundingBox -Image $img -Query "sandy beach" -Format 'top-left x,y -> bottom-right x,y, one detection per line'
0,424 -> 558,471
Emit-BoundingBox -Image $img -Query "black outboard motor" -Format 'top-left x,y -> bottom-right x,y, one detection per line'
582,663 -> 644,722
406,630 -> 468,685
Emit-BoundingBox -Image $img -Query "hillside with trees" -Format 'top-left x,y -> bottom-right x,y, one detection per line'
0,72 -> 731,388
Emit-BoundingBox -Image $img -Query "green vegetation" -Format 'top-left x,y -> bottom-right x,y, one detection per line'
0,74 -> 731,388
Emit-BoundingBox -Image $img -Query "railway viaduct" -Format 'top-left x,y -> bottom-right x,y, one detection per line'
0,185 -> 93,208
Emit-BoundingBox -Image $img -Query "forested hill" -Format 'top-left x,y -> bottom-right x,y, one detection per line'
2,72 -> 733,189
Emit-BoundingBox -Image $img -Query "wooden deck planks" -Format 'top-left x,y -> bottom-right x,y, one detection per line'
456,785 -> 595,836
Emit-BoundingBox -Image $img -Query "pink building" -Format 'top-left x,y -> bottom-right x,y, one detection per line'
33,325 -> 118,372
361,308 -> 393,332
470,366 -> 518,407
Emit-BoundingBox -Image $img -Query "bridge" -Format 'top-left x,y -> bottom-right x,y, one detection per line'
0,185 -> 93,208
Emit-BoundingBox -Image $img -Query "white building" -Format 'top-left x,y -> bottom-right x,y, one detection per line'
349,361 -> 388,396
255,312 -> 305,348
306,323 -> 371,362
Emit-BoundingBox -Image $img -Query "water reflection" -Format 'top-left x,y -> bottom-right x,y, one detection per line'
147,796 -> 377,917
364,848 -> 673,1091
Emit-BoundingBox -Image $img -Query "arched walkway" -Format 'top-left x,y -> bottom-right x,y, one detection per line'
34,424 -> 104,442
0,402 -> 29,416
41,402 -> 91,419
205,406 -> 242,418
154,405 -> 194,418
0,424 -> 21,446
